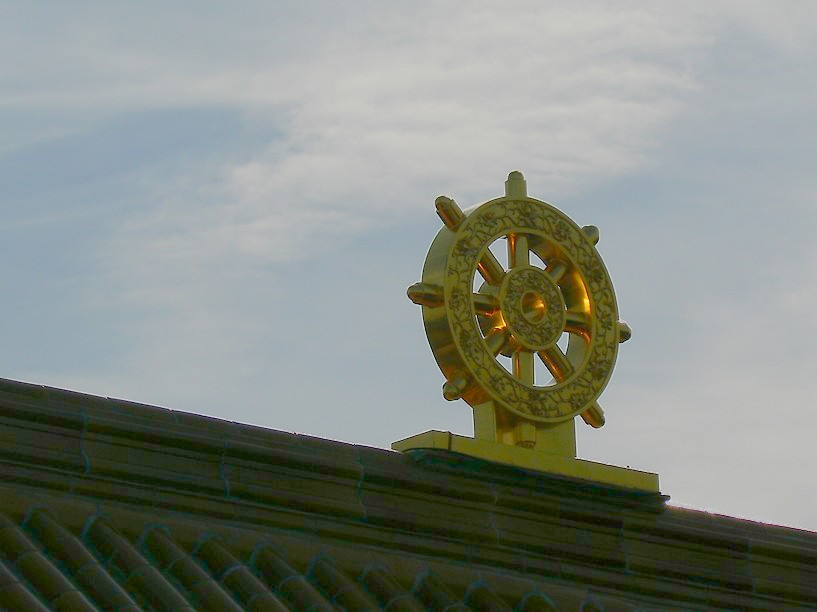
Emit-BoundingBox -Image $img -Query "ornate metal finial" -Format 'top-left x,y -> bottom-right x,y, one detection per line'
395,171 -> 657,492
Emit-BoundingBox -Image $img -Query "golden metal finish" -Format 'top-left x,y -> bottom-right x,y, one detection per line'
413,171 -> 628,424
435,196 -> 465,230
395,171 -> 658,492
407,282 -> 444,308
392,431 -> 660,492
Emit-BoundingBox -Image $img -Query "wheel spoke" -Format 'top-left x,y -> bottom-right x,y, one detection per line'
548,261 -> 568,283
618,321 -> 632,343
513,350 -> 534,385
581,401 -> 605,428
477,249 -> 505,286
484,327 -> 510,356
508,233 -> 529,269
407,282 -> 444,308
472,293 -> 500,316
565,311 -> 591,340
538,345 -> 574,382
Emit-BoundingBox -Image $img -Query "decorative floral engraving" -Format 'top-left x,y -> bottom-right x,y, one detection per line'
500,267 -> 564,350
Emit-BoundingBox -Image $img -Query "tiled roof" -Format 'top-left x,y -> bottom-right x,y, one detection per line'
0,377 -> 815,610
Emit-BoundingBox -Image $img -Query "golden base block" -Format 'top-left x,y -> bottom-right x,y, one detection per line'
392,430 -> 659,493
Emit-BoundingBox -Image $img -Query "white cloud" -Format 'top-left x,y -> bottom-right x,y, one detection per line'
153,3 -> 713,269
60,2 -> 722,331
722,0 -> 817,54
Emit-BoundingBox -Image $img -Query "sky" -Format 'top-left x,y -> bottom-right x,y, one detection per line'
2,2 -> 817,532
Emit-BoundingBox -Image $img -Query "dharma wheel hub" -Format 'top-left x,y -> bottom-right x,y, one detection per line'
393,171 -> 659,492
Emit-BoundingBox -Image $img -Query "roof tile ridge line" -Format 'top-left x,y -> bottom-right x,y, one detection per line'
0,513 -> 94,610
191,532 -> 248,584
747,535 -> 758,597
382,590 -> 418,610
619,513 -> 631,579
79,510 -> 108,543
167,405 -> 182,425
488,483 -> 500,546
579,593 -> 605,610
220,433 -> 231,499
463,578 -> 492,602
79,402 -> 92,477
306,548 -> 360,605
20,505 -> 143,611
359,560 -> 418,609
276,572 -> 309,593
413,572 -> 467,612
135,523 -> 172,552
35,388 -> 89,485
355,447 -> 367,521
216,557 -> 246,583
517,590 -> 557,611
358,562 -> 390,581
410,567 -> 432,595
364,562 -> 426,610
247,539 -> 288,569
306,548 -> 355,604
305,550 -> 332,578
20,504 -> 52,531
190,532 -> 218,560
410,568 -> 448,603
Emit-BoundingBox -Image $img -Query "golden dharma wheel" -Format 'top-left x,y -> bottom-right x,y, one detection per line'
408,171 -> 631,428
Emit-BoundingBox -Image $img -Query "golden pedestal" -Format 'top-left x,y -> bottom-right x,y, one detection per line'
392,431 -> 658,492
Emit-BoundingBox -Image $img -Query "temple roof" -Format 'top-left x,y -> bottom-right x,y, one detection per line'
0,377 -> 815,610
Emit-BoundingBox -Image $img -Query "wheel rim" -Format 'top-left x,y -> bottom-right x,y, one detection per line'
424,196 -> 620,423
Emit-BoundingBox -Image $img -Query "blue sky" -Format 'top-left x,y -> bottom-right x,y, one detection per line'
3,2 -> 817,531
